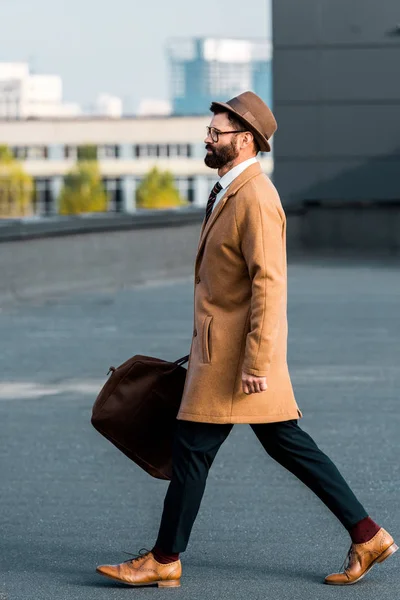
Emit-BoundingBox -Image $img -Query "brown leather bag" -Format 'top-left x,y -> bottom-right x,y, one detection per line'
91,353 -> 189,480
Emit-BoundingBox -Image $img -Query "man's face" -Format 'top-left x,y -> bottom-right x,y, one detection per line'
204,112 -> 241,169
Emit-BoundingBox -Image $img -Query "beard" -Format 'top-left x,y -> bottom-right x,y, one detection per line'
204,139 -> 239,169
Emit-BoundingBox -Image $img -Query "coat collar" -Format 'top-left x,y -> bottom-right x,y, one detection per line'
195,161 -> 262,264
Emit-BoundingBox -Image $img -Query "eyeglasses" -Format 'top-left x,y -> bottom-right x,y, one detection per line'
206,126 -> 247,143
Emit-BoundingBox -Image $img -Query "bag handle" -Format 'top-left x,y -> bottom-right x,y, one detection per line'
174,354 -> 190,366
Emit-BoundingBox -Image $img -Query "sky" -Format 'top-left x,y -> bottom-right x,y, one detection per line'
0,0 -> 271,112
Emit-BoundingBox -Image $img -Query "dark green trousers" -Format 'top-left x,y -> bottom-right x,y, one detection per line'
155,419 -> 368,553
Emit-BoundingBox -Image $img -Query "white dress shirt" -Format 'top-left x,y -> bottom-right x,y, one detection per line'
211,156 -> 258,214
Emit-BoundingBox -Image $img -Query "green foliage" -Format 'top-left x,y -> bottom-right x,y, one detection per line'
0,145 -> 34,217
0,145 -> 14,163
59,161 -> 107,215
136,167 -> 188,209
77,145 -> 98,161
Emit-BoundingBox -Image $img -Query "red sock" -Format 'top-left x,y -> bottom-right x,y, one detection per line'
349,516 -> 381,544
151,545 -> 180,564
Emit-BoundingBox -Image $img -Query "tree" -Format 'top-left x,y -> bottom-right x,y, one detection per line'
77,144 -> 97,161
59,160 -> 107,215
0,145 -> 34,217
136,167 -> 188,209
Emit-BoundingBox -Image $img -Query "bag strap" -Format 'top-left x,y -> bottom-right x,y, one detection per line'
174,354 -> 190,366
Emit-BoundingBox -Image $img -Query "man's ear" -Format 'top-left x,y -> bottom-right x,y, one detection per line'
242,131 -> 254,149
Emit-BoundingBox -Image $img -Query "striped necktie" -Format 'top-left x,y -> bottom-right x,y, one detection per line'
204,181 -> 223,225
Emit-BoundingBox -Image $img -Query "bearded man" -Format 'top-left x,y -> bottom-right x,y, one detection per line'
96,91 -> 397,588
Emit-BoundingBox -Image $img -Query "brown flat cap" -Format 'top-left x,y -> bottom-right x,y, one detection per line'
210,90 -> 277,152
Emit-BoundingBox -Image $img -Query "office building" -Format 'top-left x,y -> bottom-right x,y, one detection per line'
168,37 -> 272,115
0,62 -> 81,119
95,94 -> 123,118
0,115 -> 273,215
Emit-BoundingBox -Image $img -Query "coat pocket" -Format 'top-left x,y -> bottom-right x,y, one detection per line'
202,315 -> 213,364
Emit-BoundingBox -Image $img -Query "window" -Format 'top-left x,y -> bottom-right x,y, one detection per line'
207,62 -> 251,95
65,146 -> 77,160
103,178 -> 123,212
133,144 -> 192,158
171,63 -> 185,98
12,147 -> 27,160
158,144 -> 169,158
178,144 -> 191,157
175,177 -> 195,203
168,144 -> 178,158
147,145 -> 158,157
27,146 -> 48,159
98,145 -> 119,159
11,146 -> 48,160
169,144 -> 191,158
135,178 -> 142,203
65,146 -> 100,160
133,144 -> 157,158
33,178 -> 53,215
187,176 -> 194,204
77,145 -> 98,161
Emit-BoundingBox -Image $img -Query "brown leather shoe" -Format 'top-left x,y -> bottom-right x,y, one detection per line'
96,548 -> 182,588
325,527 -> 398,585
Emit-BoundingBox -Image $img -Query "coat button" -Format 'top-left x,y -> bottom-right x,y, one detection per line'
195,275 -> 201,284
193,329 -> 197,337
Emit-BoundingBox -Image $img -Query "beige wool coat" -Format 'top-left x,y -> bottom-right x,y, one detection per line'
176,161 -> 303,424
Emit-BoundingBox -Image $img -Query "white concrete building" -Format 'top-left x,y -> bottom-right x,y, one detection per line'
0,62 -> 81,119
0,63 -> 29,80
95,94 -> 123,118
137,99 -> 172,117
0,115 -> 274,215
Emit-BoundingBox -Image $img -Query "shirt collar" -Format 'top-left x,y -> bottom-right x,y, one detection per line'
219,157 -> 258,190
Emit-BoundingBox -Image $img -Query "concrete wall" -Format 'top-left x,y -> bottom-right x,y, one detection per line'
0,208 -> 304,305
1,204 -> 398,305
0,223 -> 199,305
272,0 -> 400,206
300,201 -> 400,255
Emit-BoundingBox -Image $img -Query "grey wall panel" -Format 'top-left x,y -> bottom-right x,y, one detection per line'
318,159 -> 400,199
275,48 -> 400,103
272,0 -> 320,46
320,105 -> 400,157
320,0 -> 400,45
272,0 -> 400,204
273,50 -> 320,103
274,0 -> 400,47
273,106 -> 319,156
273,162 -> 324,204
321,48 -> 400,101
276,157 -> 400,203
274,105 -> 400,159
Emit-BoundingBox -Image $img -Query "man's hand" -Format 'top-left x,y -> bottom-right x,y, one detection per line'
241,370 -> 268,395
